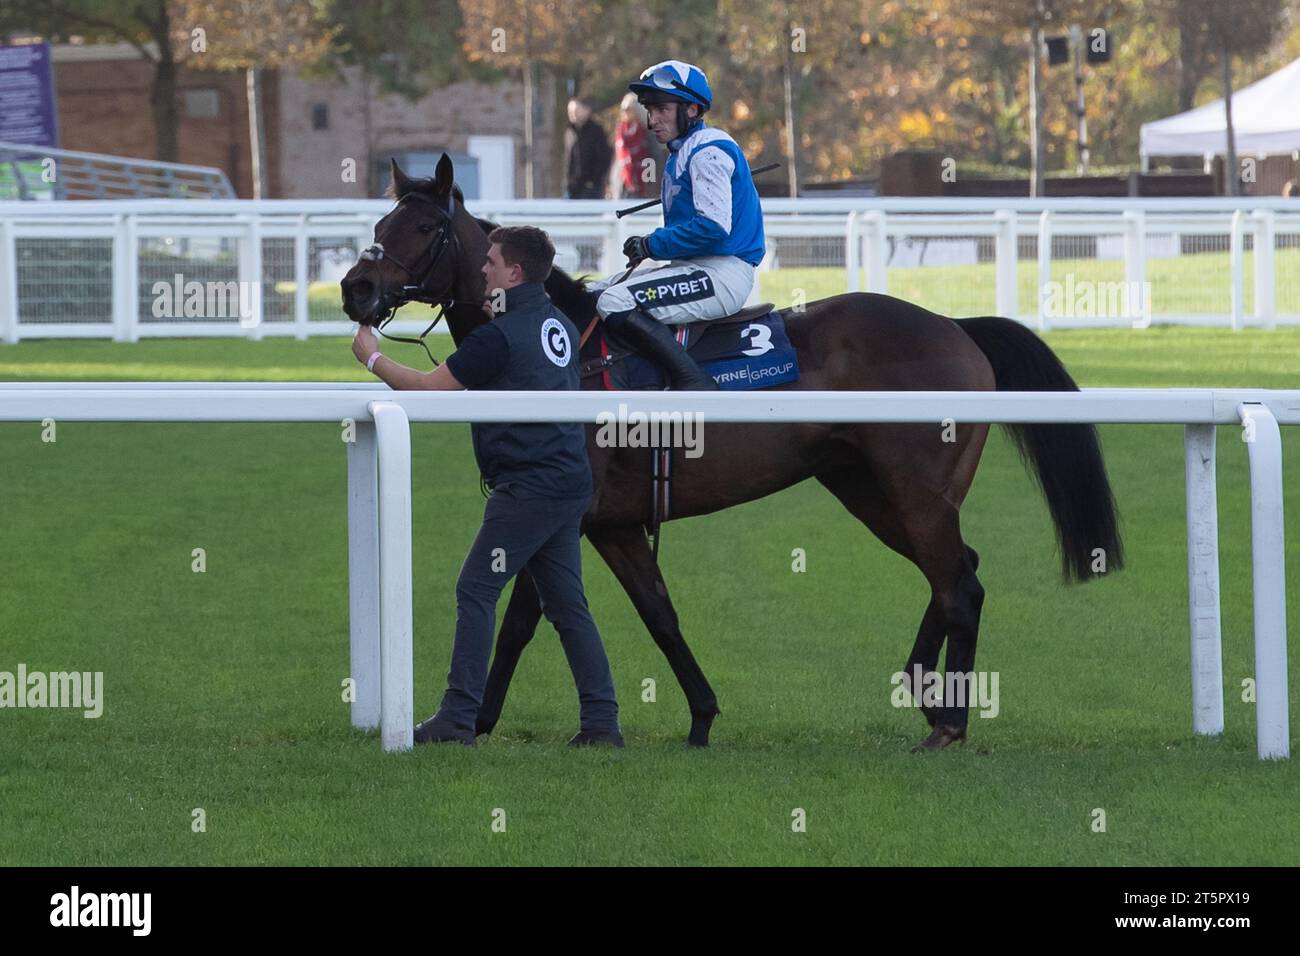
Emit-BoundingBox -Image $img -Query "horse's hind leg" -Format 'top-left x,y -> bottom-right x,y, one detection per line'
903,508 -> 985,752
818,420 -> 989,750
476,569 -> 544,736
900,544 -> 980,730
587,523 -> 721,746
817,464 -> 947,729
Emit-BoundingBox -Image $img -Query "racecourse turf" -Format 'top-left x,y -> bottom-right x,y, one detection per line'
0,328 -> 1298,866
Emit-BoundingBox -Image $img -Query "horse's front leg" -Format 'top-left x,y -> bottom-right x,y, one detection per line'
587,522 -> 721,746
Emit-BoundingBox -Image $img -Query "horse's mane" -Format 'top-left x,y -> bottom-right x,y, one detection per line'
543,266 -> 599,324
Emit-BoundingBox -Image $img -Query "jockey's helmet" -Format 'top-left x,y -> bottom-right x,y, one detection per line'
628,60 -> 712,138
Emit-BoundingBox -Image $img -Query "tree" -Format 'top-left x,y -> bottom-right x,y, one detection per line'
722,0 -> 909,195
5,0 -> 187,161
1162,0 -> 1287,194
1,0 -> 334,187
957,1 -> 1116,193
311,1 -> 495,197
322,0 -> 488,101
1160,0 -> 1217,110
178,0 -> 334,198
458,0 -> 604,197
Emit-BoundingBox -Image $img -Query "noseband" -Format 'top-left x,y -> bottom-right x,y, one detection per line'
360,191 -> 462,366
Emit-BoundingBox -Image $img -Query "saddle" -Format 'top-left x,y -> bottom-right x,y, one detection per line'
579,302 -> 801,391
576,302 -> 801,558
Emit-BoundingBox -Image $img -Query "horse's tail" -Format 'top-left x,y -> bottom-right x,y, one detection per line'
954,316 -> 1124,584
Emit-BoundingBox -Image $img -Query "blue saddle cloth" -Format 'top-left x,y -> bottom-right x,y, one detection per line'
610,310 -> 800,391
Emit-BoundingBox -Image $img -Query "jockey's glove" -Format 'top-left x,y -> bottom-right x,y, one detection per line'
623,235 -> 652,266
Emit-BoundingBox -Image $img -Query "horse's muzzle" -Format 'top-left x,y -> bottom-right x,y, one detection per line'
341,268 -> 380,325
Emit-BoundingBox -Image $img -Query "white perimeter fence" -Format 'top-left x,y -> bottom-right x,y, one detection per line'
0,384 -> 1295,758
1,197 -> 1299,342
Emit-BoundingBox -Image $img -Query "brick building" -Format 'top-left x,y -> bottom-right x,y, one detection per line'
49,42 -> 559,200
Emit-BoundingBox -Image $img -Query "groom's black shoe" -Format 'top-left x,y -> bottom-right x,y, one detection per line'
414,715 -> 476,746
568,729 -> 626,748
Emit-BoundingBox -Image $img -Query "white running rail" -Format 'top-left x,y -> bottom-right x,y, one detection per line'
1,197 -> 1298,341
0,384 -> 1294,757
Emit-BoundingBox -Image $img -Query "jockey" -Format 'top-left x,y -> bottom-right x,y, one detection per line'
590,59 -> 766,390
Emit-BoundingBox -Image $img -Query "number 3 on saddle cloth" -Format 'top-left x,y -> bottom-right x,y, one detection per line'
577,305 -> 800,556
578,304 -> 800,392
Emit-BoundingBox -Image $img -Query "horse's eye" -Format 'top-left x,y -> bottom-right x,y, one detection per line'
418,223 -> 434,234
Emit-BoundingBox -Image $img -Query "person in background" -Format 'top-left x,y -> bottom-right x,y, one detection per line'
566,98 -> 613,199
614,92 -> 656,199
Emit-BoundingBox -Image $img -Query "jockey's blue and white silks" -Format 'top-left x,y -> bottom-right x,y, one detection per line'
644,121 -> 766,267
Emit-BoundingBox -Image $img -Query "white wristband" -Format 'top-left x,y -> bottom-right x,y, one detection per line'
366,350 -> 383,372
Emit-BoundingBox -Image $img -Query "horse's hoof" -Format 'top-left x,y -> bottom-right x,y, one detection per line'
474,718 -> 497,737
687,711 -> 717,747
911,725 -> 967,753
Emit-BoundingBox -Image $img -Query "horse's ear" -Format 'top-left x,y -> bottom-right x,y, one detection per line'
389,158 -> 413,198
433,153 -> 454,199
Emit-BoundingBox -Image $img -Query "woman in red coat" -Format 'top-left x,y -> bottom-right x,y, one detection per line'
614,93 -> 656,199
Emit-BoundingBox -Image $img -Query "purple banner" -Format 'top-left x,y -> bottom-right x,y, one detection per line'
0,41 -> 59,147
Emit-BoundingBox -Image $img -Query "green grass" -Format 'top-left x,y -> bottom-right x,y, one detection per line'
0,330 -> 1298,865
755,247 -> 1300,319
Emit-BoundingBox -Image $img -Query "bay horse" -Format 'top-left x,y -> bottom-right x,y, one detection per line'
341,155 -> 1124,751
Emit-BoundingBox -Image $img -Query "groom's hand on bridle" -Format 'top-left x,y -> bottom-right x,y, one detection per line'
352,324 -> 379,364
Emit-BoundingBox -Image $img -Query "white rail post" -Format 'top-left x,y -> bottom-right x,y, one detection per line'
864,210 -> 887,294
123,213 -> 140,342
245,215 -> 264,341
346,418 -> 381,731
1252,209 -> 1276,330
995,209 -> 1018,320
0,217 -> 16,344
1238,401 -> 1289,760
603,211 -> 624,276
845,211 -> 861,293
1183,424 -> 1224,735
1123,210 -> 1147,328
1230,210 -> 1245,331
112,213 -> 130,342
369,400 -> 414,752
294,214 -> 310,340
1036,210 -> 1052,331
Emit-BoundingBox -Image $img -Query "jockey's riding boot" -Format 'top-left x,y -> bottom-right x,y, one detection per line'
603,308 -> 718,390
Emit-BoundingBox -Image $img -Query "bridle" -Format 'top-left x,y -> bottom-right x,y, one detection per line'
359,190 -> 463,367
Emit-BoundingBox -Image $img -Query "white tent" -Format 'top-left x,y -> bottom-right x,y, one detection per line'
1139,55 -> 1300,169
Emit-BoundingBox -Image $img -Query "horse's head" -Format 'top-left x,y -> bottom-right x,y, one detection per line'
341,154 -> 471,327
